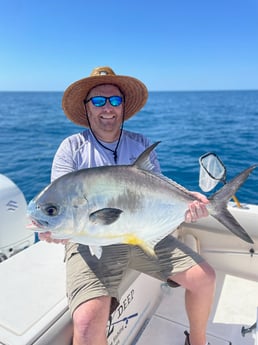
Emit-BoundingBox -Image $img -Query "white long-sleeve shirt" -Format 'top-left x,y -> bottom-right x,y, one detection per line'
51,129 -> 161,182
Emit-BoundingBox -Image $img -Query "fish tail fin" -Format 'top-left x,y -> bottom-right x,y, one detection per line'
208,164 -> 257,244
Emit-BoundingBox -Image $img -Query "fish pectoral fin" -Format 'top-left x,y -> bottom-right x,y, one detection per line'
89,245 -> 103,259
89,208 -> 123,225
124,234 -> 158,257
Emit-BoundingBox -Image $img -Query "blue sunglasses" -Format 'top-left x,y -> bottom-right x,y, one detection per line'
85,96 -> 123,107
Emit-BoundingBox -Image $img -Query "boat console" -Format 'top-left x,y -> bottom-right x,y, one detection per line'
0,174 -> 34,261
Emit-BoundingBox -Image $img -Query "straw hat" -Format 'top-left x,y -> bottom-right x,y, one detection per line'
62,66 -> 148,127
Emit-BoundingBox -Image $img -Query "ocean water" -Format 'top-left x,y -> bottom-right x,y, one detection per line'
0,90 -> 257,205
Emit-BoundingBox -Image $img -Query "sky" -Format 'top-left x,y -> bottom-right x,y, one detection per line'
0,0 -> 257,91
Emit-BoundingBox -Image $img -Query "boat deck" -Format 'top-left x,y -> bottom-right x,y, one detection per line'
134,270 -> 258,345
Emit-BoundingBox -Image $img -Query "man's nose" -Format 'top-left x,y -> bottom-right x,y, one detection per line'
102,102 -> 113,111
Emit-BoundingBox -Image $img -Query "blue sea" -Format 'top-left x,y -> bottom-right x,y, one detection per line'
0,90 -> 257,205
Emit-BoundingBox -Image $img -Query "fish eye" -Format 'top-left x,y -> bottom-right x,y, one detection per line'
43,204 -> 59,216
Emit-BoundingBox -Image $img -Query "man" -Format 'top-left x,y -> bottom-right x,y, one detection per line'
40,66 -> 215,345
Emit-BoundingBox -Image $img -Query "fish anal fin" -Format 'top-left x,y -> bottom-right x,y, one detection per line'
89,208 -> 123,225
124,234 -> 158,257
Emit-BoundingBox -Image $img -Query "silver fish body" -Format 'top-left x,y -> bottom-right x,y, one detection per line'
27,143 -> 255,258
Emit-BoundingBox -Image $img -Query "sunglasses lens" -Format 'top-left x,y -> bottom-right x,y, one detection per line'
88,96 -> 122,107
109,96 -> 122,107
91,96 -> 106,107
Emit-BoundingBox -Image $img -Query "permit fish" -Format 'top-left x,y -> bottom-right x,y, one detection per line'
27,142 -> 256,259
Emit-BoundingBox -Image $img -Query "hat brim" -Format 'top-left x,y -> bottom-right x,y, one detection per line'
62,75 -> 148,127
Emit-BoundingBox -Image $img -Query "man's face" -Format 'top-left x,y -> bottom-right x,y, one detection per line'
86,84 -> 124,142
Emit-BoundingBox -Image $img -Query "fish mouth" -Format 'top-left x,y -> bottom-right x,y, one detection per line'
26,218 -> 49,230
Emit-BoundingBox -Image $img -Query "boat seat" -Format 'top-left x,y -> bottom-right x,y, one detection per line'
0,241 -> 142,345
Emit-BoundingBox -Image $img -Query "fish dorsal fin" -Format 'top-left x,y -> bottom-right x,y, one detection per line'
133,141 -> 161,171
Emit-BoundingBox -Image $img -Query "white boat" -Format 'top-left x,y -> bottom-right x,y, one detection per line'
0,166 -> 257,345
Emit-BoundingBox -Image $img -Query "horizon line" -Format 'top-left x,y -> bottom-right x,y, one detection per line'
0,88 -> 257,93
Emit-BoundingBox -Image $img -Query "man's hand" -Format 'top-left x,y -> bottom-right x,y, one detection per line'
38,231 -> 68,245
185,192 -> 209,223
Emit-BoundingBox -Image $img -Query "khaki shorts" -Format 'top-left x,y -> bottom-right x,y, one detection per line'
65,235 -> 204,315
